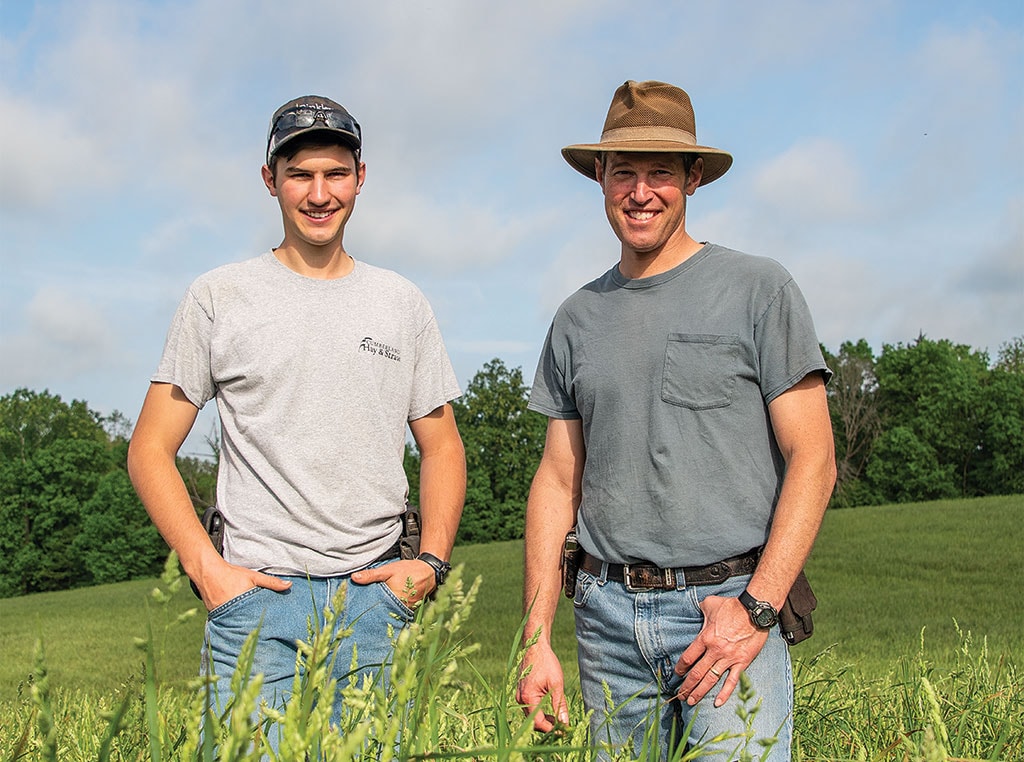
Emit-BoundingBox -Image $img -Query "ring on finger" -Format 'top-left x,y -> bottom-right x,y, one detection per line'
709,667 -> 721,677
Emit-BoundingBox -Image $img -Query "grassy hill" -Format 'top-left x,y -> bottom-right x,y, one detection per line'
1,494 -> 1021,705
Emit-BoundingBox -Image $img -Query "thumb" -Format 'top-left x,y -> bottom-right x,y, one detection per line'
253,571 -> 292,592
552,685 -> 570,725
350,565 -> 387,585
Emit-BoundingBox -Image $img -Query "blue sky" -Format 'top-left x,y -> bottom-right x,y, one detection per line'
2,0 -> 1022,456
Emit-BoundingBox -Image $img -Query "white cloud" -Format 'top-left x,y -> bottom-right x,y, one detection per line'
750,138 -> 866,223
0,92 -> 116,213
0,286 -> 117,387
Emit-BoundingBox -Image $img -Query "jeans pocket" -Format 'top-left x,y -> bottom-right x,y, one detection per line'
207,586 -> 261,620
661,334 -> 740,410
573,569 -> 597,609
374,581 -> 417,621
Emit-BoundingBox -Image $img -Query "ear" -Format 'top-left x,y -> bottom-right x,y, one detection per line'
594,155 -> 604,184
686,157 -> 703,195
355,161 -> 367,195
261,164 -> 278,197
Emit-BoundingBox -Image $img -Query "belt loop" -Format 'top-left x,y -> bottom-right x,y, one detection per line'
598,560 -> 610,585
676,568 -> 687,591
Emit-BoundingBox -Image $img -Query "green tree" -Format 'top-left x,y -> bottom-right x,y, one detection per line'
869,336 -> 989,501
975,336 -> 1024,495
0,389 -> 165,597
73,469 -> 167,584
450,359 -> 547,543
823,339 -> 882,507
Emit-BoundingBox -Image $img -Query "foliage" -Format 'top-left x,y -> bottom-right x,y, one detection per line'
2,334 -> 1023,599
0,389 -> 189,598
428,358 -> 546,543
824,334 -> 1024,507
821,339 -> 881,508
3,553 -> 1020,761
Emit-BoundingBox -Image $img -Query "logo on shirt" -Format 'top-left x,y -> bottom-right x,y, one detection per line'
359,337 -> 401,362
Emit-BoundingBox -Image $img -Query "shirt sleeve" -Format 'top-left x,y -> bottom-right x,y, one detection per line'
152,285 -> 217,409
755,277 -> 832,404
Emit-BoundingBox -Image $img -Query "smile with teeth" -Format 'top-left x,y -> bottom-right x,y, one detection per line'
626,210 -> 657,221
304,209 -> 337,219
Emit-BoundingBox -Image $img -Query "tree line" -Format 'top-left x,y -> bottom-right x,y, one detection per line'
1,335 -> 1021,598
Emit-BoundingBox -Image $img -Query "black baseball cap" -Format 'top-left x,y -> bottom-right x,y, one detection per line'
266,96 -> 362,164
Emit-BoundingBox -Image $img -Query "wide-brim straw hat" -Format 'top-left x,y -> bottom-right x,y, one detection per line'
562,80 -> 733,186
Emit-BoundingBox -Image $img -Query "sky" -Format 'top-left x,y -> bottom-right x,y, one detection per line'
1,0 -> 1022,457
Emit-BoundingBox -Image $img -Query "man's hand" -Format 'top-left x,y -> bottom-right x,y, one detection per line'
193,554 -> 292,611
673,595 -> 769,707
516,641 -> 570,732
351,558 -> 436,607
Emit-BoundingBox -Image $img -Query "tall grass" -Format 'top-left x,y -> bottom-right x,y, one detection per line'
3,552 -> 1021,761
2,496 -> 1022,759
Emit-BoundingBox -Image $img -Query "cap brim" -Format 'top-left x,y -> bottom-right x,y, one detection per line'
562,141 -> 733,186
269,127 -> 361,164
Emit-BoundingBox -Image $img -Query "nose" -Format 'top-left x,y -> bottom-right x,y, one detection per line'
630,179 -> 653,204
308,174 -> 330,205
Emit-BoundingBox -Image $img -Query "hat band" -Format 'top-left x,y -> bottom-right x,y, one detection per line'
600,126 -> 698,146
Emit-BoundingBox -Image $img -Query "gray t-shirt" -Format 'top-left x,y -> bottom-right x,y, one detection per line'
154,252 -> 461,576
529,244 -> 830,567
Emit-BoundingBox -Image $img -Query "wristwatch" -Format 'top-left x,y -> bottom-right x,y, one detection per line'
417,552 -> 451,588
739,589 -> 779,629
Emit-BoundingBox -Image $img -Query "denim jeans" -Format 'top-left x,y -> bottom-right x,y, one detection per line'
201,560 -> 415,728
574,563 -> 792,761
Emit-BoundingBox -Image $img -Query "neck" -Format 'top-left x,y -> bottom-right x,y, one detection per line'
272,243 -> 354,280
618,235 -> 704,279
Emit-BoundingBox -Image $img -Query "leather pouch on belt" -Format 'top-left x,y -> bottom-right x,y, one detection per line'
779,570 -> 817,645
400,506 -> 422,560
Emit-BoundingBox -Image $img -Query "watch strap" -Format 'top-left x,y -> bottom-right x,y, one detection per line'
417,552 -> 451,587
739,589 -> 779,628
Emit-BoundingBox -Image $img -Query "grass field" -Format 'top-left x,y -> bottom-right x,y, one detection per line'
2,495 -> 1022,704
1,495 -> 1021,759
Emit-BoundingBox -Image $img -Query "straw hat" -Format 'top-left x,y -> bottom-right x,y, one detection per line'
562,80 -> 733,186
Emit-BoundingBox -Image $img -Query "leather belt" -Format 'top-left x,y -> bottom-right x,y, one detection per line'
373,539 -> 402,564
580,548 -> 760,591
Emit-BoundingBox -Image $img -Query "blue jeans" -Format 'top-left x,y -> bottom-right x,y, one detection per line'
574,564 -> 792,761
201,560 -> 415,727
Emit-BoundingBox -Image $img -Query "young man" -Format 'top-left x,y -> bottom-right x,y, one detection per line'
128,96 -> 466,722
516,81 -> 836,759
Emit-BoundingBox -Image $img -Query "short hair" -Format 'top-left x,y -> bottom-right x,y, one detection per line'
268,133 -> 361,177
600,152 -> 698,177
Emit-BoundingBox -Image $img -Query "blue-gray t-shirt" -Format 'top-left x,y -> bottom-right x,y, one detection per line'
528,244 -> 830,567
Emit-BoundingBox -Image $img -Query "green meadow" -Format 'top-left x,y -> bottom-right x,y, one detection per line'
2,494 -> 1022,759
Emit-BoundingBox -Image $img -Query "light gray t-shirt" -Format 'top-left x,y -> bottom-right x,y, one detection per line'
529,244 -> 830,567
154,252 -> 461,576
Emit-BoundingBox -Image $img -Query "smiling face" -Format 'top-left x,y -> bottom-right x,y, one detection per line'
596,151 -> 702,265
261,143 -> 365,256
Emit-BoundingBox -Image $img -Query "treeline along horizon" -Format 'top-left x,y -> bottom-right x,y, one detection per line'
1,334 -> 1021,598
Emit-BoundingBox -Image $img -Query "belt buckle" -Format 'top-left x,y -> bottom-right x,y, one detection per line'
623,564 -> 675,592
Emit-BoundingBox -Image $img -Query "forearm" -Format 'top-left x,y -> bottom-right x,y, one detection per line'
416,433 -> 466,561
522,471 -> 578,648
746,452 -> 835,609
127,438 -> 220,579
748,374 -> 837,609
126,383 -> 218,582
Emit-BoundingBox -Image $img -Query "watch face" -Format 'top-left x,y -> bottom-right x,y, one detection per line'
754,607 -> 777,628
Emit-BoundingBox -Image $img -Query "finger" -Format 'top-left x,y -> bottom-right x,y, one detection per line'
713,668 -> 741,707
674,638 -> 705,677
253,572 -> 292,591
679,664 -> 723,706
551,684 -> 570,726
350,566 -> 387,585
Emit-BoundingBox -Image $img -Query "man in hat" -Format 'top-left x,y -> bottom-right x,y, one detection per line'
128,96 -> 466,722
516,81 -> 835,758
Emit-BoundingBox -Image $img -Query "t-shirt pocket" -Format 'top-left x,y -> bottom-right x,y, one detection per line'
661,334 -> 740,410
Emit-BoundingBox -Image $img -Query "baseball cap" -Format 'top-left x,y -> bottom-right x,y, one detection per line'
266,96 -> 361,164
